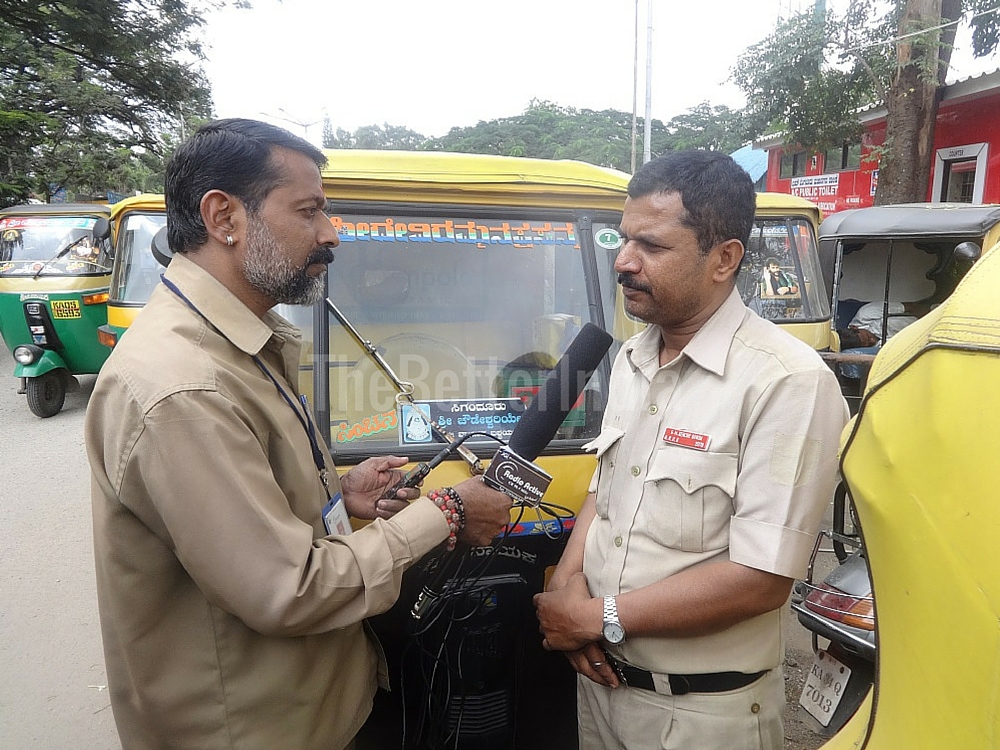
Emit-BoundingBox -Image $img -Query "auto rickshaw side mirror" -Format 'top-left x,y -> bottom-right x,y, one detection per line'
953,241 -> 981,264
92,217 -> 111,242
151,226 -> 173,268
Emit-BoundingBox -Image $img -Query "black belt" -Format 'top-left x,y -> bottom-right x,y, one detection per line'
606,653 -> 767,695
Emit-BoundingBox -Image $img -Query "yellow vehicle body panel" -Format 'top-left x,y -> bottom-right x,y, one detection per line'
109,193 -> 166,221
0,275 -> 109,294
320,150 -> 630,210
754,191 -> 823,217
778,318 -> 830,349
107,304 -> 141,329
349,451 -> 598,530
837,240 -> 1000,748
819,691 -> 873,750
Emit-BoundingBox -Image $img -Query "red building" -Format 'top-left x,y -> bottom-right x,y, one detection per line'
758,69 -> 1000,214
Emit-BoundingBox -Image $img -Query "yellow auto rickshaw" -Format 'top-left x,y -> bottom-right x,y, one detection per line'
100,151 -> 834,749
820,235 -> 1000,750
98,193 -> 166,348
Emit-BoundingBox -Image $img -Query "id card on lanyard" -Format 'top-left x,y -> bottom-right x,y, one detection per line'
160,276 -> 352,535
322,492 -> 352,536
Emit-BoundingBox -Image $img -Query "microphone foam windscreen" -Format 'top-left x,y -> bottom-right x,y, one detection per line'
507,323 -> 613,461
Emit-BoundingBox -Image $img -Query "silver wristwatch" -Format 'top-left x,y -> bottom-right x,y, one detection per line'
602,595 -> 625,644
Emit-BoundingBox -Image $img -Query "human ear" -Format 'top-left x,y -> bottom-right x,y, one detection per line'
713,239 -> 744,281
200,190 -> 244,249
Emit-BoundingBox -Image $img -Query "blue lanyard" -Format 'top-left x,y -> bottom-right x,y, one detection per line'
160,276 -> 330,493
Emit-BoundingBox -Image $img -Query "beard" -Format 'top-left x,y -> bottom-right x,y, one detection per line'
242,214 -> 333,306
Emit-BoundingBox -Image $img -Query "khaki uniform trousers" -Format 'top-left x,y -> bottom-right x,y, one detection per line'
577,667 -> 784,750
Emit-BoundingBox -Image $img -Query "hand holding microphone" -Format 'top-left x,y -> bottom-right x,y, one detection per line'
452,477 -> 513,547
409,324 -> 613,620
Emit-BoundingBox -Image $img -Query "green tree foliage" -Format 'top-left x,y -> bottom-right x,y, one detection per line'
733,4 -> 884,155
0,0 -> 216,206
322,100 -> 747,173
424,101 -> 666,171
322,120 -> 428,150
661,102 -> 749,154
733,0 -> 999,204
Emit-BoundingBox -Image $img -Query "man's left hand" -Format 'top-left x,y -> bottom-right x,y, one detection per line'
533,572 -> 602,652
341,456 -> 420,520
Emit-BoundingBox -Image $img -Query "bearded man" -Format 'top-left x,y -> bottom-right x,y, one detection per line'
85,118 -> 512,750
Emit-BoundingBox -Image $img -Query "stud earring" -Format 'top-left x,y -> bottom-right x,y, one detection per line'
226,235 -> 234,247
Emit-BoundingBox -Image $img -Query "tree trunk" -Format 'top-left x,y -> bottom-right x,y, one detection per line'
875,0 -> 950,205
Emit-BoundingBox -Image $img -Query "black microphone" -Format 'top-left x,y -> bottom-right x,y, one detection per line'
483,323 -> 614,505
411,324 -> 614,620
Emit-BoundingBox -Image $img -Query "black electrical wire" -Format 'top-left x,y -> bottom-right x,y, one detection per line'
397,430 -> 581,749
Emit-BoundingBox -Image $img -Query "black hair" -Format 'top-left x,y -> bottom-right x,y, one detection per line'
164,118 -> 327,253
627,150 -> 756,255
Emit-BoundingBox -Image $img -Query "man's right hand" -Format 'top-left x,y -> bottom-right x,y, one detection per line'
452,477 -> 512,547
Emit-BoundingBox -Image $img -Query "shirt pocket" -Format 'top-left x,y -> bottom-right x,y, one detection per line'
584,427 -> 625,519
642,447 -> 738,552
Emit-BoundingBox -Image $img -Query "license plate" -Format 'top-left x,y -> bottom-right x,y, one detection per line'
799,649 -> 852,727
50,299 -> 81,319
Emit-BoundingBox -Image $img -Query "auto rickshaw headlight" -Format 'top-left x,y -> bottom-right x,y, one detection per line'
13,345 -> 41,365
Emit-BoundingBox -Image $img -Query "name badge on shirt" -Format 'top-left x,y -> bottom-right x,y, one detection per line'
322,492 -> 352,536
663,427 -> 711,451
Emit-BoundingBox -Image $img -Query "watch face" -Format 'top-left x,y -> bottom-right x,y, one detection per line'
603,621 -> 625,644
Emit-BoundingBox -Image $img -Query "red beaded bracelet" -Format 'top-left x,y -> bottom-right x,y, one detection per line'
428,487 -> 465,551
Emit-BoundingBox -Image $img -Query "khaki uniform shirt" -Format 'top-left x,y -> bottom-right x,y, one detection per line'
86,253 -> 449,750
583,288 -> 848,675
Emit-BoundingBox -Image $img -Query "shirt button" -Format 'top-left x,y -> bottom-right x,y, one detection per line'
648,404 -> 658,415
630,466 -> 641,476
751,703 -> 761,714
614,535 -> 623,547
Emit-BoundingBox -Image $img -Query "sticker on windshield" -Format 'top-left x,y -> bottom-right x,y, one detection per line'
328,216 -> 580,250
595,227 -> 623,250
0,216 -> 96,229
398,398 -> 525,445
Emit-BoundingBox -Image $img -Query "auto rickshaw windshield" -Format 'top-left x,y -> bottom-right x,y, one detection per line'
0,215 -> 110,275
740,216 -> 831,324
110,211 -> 167,303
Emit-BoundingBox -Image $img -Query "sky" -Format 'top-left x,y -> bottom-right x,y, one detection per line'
202,0 -> 996,145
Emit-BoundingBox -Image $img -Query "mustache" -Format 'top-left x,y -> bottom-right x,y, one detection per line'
617,272 -> 651,293
307,246 -> 336,266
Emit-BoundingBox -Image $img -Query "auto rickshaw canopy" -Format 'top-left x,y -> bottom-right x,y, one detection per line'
319,149 -> 630,209
819,202 -> 1000,240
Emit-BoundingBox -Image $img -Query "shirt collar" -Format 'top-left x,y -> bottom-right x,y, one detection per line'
163,252 -> 299,356
625,286 -> 748,378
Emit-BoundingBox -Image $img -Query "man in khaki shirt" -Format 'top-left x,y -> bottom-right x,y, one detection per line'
86,119 -> 511,750
534,150 -> 848,750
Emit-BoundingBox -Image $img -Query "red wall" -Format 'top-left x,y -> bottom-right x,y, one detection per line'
929,92 -> 1000,201
764,87 -> 1000,214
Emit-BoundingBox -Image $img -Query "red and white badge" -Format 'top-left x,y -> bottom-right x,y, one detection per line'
663,427 -> 711,451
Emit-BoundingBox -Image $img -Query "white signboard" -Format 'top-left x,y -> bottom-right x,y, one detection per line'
791,173 -> 840,200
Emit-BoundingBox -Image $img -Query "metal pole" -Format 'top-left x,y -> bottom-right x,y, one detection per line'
323,297 -> 483,474
630,0 -> 639,174
313,273 -> 331,444
643,0 -> 653,165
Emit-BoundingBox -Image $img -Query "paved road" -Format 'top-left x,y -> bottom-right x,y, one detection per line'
0,341 -> 832,750
0,344 -> 120,749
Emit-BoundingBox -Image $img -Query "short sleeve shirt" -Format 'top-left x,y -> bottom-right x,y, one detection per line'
583,287 -> 848,674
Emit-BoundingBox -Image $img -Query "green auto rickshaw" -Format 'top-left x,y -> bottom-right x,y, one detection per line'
0,203 -> 113,416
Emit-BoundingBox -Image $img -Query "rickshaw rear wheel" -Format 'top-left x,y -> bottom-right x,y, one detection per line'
26,371 -> 66,418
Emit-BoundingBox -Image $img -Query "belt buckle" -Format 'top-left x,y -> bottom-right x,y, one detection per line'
670,674 -> 691,696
